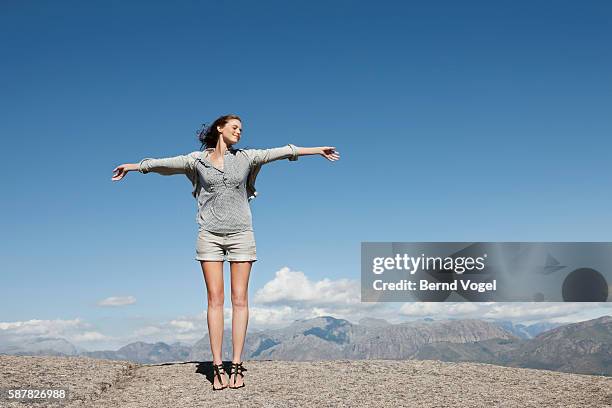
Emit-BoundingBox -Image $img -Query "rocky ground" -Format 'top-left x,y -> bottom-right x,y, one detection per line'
0,355 -> 610,407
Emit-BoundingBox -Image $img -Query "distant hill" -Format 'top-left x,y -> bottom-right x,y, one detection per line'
189,317 -> 515,361
357,317 -> 392,327
0,337 -> 83,356
495,321 -> 561,339
83,341 -> 192,364
1,316 -> 610,376
412,337 -> 522,363
408,316 -> 612,376
499,316 -> 612,376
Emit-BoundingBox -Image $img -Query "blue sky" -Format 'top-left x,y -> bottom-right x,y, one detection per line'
1,1 -> 611,350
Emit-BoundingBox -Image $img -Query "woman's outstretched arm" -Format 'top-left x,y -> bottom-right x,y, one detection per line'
112,163 -> 139,181
296,146 -> 340,161
111,152 -> 200,181
247,144 -> 340,167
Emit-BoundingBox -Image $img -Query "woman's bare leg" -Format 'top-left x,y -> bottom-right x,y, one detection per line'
229,261 -> 252,387
200,260 -> 228,388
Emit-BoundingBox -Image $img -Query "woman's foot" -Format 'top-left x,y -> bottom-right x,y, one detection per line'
229,362 -> 247,389
212,363 -> 228,390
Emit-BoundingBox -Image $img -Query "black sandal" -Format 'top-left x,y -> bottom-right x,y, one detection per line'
212,363 -> 228,391
229,362 -> 247,389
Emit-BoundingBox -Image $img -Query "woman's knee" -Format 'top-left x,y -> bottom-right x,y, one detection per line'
207,291 -> 224,308
231,292 -> 248,308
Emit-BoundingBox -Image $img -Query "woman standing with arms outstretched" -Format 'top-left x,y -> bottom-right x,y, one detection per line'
112,114 -> 339,390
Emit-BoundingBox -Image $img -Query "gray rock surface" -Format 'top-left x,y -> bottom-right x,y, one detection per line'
0,355 -> 137,407
1,355 -> 610,407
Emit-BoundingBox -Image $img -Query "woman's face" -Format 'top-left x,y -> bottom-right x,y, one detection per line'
218,119 -> 242,146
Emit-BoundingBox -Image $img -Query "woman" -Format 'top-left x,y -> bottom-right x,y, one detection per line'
112,114 -> 339,390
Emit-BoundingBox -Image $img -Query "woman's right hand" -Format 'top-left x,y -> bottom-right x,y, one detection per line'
112,163 -> 138,181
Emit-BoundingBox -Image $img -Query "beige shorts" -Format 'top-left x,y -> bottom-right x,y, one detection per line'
195,229 -> 257,262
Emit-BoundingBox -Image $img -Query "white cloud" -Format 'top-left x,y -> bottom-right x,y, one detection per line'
4,266 -> 608,352
399,302 -> 612,324
71,331 -> 110,342
249,305 -> 295,326
124,314 -> 207,345
132,326 -> 162,337
97,296 -> 136,307
0,318 -> 84,335
169,320 -> 195,332
0,318 -> 114,346
254,267 -> 360,305
247,267 -> 396,327
399,303 -> 481,318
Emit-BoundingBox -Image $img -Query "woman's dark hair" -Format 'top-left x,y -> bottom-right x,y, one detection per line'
197,114 -> 242,150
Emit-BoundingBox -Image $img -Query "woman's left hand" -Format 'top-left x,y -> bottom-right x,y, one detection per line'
320,147 -> 340,161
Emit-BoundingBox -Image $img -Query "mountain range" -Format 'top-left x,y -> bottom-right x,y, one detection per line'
1,316 -> 610,376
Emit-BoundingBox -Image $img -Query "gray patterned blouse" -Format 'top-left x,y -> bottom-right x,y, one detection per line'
138,144 -> 299,233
